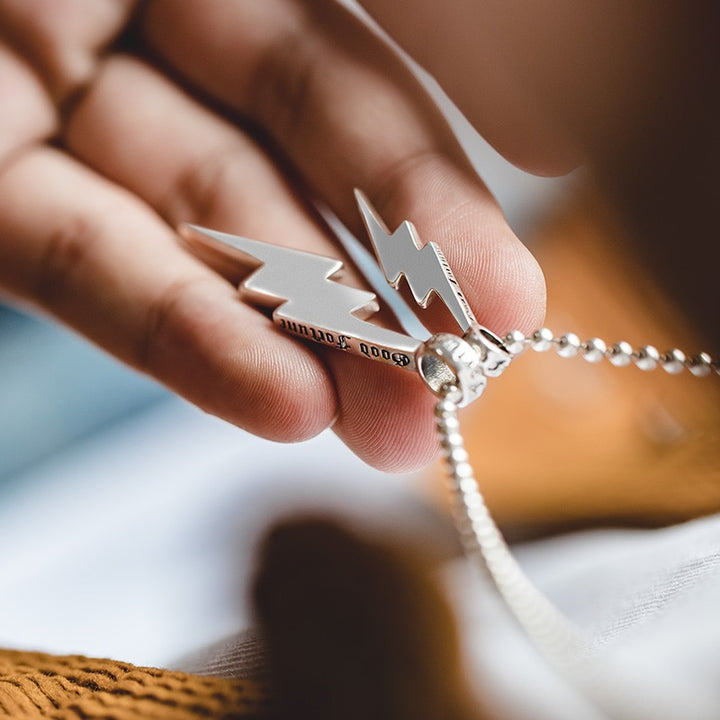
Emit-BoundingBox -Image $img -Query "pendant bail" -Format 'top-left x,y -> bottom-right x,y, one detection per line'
416,325 -> 511,407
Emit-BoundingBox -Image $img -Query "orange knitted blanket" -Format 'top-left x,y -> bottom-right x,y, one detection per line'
0,518 -> 479,720
0,650 -> 265,719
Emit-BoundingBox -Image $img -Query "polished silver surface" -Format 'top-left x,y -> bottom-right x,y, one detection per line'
417,333 -> 487,406
634,345 -> 661,371
609,341 -> 634,367
556,332 -> 581,358
314,198 -> 431,342
582,337 -> 607,363
180,225 -> 422,371
355,189 -> 478,333
661,348 -> 687,374
181,195 -> 716,397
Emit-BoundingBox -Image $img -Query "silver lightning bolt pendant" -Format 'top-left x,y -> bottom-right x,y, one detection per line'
179,191 -> 511,407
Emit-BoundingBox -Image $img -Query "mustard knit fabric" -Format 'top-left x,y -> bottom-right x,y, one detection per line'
0,650 -> 265,719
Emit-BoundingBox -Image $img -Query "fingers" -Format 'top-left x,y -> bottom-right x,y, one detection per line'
64,53 -> 435,471
0,0 -> 547,471
141,0 -> 546,336
65,56 -> 347,266
0,41 -> 56,164
0,148 -> 336,442
329,358 -> 439,472
356,0 -> 582,175
0,0 -> 138,101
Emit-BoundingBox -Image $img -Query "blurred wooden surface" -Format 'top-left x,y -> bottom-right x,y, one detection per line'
429,192 -> 720,533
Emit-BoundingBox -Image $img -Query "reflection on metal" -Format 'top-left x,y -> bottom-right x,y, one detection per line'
180,191 -> 511,406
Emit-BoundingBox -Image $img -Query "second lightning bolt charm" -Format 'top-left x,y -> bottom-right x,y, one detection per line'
180,191 -> 511,407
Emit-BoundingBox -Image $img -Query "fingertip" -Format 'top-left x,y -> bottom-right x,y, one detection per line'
245,340 -> 339,444
484,236 -> 547,336
331,359 -> 440,474
139,275 -> 338,444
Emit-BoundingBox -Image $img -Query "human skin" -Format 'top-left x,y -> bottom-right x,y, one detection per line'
0,0 -> 550,472
358,0 -> 682,174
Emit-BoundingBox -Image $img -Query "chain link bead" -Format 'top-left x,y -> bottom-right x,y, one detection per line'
661,348 -> 687,374
531,328 -> 554,352
582,337 -> 607,363
688,353 -> 713,377
504,330 -> 526,355
446,446 -> 469,464
435,397 -> 458,417
633,344 -> 661,371
555,333 -> 581,358
608,341 -> 634,367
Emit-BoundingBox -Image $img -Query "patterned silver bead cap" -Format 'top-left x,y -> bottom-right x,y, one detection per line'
464,326 -> 513,378
417,326 -> 512,407
417,333 -> 486,407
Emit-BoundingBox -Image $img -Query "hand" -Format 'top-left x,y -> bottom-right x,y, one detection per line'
0,0 -> 544,472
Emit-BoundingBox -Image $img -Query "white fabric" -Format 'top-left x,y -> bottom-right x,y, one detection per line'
0,398 -> 423,665
1,398 -> 718,718
449,514 -> 720,720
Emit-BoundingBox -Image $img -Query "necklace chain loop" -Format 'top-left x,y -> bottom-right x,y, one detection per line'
504,328 -> 718,377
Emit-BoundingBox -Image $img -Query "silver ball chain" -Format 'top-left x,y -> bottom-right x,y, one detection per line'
433,328 -> 718,711
435,394 -> 585,663
435,328 -> 719,636
503,328 -> 718,376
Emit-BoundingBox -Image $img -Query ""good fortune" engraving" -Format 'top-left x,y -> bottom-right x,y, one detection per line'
278,318 -> 411,368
